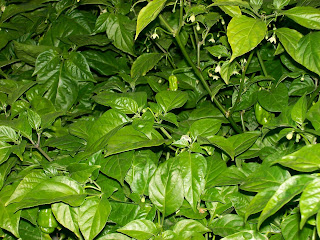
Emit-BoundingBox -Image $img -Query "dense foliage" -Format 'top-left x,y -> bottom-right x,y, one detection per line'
1,0 -> 320,239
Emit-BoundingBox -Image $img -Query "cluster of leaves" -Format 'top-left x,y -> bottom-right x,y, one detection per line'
1,0 -> 320,239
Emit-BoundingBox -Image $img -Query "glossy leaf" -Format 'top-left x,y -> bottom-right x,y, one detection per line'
275,144 -> 320,172
221,230 -> 267,240
79,195 -> 111,240
118,219 -> 158,240
178,152 -> 207,211
258,175 -> 315,228
173,219 -> 210,239
258,83 -> 289,112
149,157 -> 184,216
284,7 -> 320,30
210,214 -> 246,237
273,0 -> 290,9
281,214 -> 313,240
307,100 -> 320,131
135,0 -> 167,40
300,178 -> 320,228
276,28 -> 303,60
131,53 -> 163,79
227,15 -> 267,62
156,90 -> 188,112
52,202 -> 81,238
291,95 -> 307,125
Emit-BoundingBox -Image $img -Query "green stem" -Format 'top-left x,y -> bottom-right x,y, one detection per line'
257,50 -> 268,76
230,51 -> 254,114
160,127 -> 172,139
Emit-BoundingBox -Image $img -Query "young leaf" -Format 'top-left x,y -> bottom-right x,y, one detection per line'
131,53 -> 163,79
275,144 -> 320,172
27,109 -> 41,130
291,95 -> 307,125
178,152 -> 207,212
135,0 -> 167,40
227,15 -> 267,62
52,202 -> 81,238
280,214 -> 313,240
0,126 -> 19,142
79,195 -> 111,240
284,7 -> 320,30
276,28 -> 303,60
273,0 -> 290,9
258,175 -> 315,228
300,178 -> 320,228
173,219 -> 210,238
155,90 -> 188,112
118,219 -> 158,240
307,100 -> 320,131
149,157 -> 184,216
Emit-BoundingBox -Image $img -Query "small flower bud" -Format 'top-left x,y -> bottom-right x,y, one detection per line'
286,131 -> 293,140
188,14 -> 196,23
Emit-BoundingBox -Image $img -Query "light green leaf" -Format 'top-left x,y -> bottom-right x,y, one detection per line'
291,95 -> 307,125
220,6 -> 242,17
300,178 -> 320,228
210,214 -> 246,237
257,83 -> 289,112
173,219 -> 210,239
118,219 -> 158,240
97,233 -> 131,240
131,53 -> 163,79
135,0 -> 167,40
221,230 -> 267,240
258,175 -> 315,228
284,7 -> 320,30
79,195 -> 111,240
178,152 -> 207,212
156,90 -> 188,112
276,28 -> 303,60
275,144 -> 320,172
67,163 -> 100,184
220,60 -> 237,84
281,214 -> 313,240
52,202 -> 81,238
0,126 -> 19,142
307,100 -> 320,131
149,157 -> 184,216
0,141 -> 12,165
227,15 -> 267,62
250,0 -> 263,12
273,0 -> 290,9
27,109 -> 41,130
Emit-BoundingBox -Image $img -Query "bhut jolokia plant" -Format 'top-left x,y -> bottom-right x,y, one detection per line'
0,0 -> 320,239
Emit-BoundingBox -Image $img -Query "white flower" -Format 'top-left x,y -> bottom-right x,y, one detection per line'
221,18 -> 225,25
101,9 -> 107,14
268,35 -> 276,44
188,14 -> 196,23
215,64 -> 221,73
1,5 -> 5,12
232,70 -> 240,75
196,80 -> 199,84
208,38 -> 215,43
181,135 -> 192,143
286,131 -> 293,140
151,32 -> 159,39
212,75 -> 220,80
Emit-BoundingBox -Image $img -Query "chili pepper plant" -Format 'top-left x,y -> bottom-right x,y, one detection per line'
0,0 -> 320,239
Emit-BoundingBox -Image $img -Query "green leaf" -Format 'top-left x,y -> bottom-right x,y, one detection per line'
245,188 -> 277,221
108,201 -> 140,226
173,219 -> 210,239
135,0 -> 167,40
276,28 -> 303,60
27,109 -> 41,130
0,185 -> 21,238
307,101 -> 320,131
131,53 -> 163,79
227,15 -> 267,62
156,90 -> 188,112
250,0 -> 263,12
7,175 -> 86,210
300,178 -> 320,228
258,175 -> 315,228
125,150 -> 158,195
52,202 -> 81,238
100,151 -> 134,186
221,230 -> 267,240
284,7 -> 320,30
190,118 -> 222,140
118,219 -> 159,240
228,131 -> 260,156
0,126 -> 19,142
97,233 -> 131,240
257,83 -> 289,112
106,13 -> 135,55
291,95 -> 307,125
281,214 -> 313,240
273,0 -> 290,9
178,152 -> 207,212
79,195 -> 111,240
67,163 -> 100,184
275,144 -> 320,172
65,52 -> 96,82
149,157 -> 184,216
220,60 -> 237,84
210,214 -> 246,237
